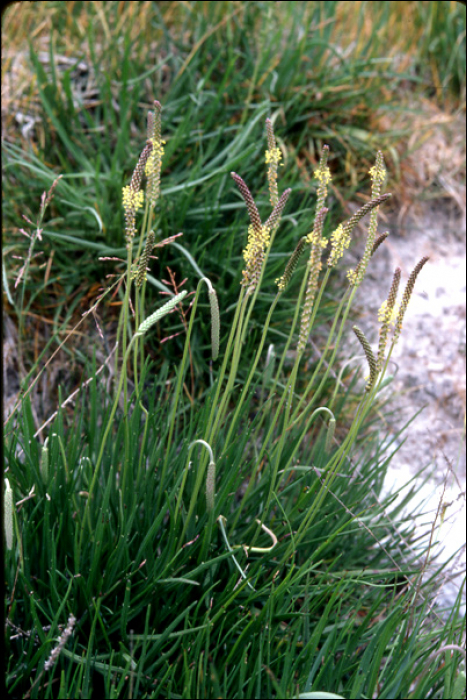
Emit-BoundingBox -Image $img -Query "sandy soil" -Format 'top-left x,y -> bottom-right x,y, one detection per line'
350,197 -> 466,612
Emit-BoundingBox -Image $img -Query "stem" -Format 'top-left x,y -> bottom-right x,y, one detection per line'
158,283 -> 204,510
204,286 -> 247,440
223,292 -> 281,447
120,245 -> 134,408
207,291 -> 250,442
78,332 -> 139,559
290,281 -> 357,424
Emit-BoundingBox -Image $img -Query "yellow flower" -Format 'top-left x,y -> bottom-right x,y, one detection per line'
275,276 -> 286,290
369,163 -> 386,184
314,166 -> 332,185
122,186 -> 144,213
243,224 -> 270,265
305,231 -> 328,248
327,223 -> 350,266
378,299 -> 399,327
145,139 -> 166,176
265,147 -> 282,165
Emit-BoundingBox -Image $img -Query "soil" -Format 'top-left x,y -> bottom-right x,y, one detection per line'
350,198 -> 466,613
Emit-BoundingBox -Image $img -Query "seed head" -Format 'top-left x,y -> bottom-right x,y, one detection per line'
4,478 -> 13,550
264,188 -> 291,232
136,291 -> 187,336
265,147 -> 282,165
325,417 -> 336,454
241,224 -> 271,290
314,145 -> 331,213
327,223 -> 351,267
232,172 -> 274,291
353,325 -> 378,392
40,437 -> 49,483
276,236 -> 306,291
145,104 -> 165,210
298,207 -> 328,354
377,268 -> 401,373
369,152 -> 387,193
306,205 -> 329,248
351,231 -> 390,282
352,152 -> 388,286
122,141 -> 153,242
206,461 -> 216,512
265,118 -> 282,207
231,172 -> 262,234
135,231 -> 156,287
393,257 -> 429,343
44,614 -> 76,671
314,165 -> 332,185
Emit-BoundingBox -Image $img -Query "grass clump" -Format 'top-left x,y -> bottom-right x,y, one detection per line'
3,2 -> 465,388
4,100 -> 465,700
